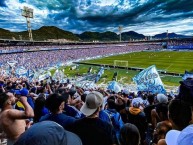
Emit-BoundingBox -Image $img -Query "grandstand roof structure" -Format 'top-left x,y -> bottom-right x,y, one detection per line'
0,38 -> 193,46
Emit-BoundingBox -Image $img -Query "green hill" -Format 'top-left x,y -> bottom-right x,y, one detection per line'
0,26 -> 148,41
0,26 -> 80,41
0,28 -> 18,39
77,31 -> 119,41
16,26 -> 80,41
0,26 -> 191,41
122,31 -> 145,40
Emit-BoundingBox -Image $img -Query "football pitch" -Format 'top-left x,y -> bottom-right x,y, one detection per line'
84,51 -> 193,74
69,51 -> 193,86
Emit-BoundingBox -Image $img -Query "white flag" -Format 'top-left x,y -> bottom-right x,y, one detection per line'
133,65 -> 166,94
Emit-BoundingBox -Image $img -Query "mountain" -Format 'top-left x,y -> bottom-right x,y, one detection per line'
153,32 -> 191,39
77,31 -> 119,41
0,26 -> 147,41
0,26 -> 80,41
16,26 -> 80,41
121,31 -> 145,40
0,28 -> 18,39
77,31 -> 145,41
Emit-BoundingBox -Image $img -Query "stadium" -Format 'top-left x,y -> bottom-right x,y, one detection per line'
0,1 -> 193,145
0,39 -> 192,87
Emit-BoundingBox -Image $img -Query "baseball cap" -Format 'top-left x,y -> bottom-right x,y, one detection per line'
80,91 -> 103,116
131,98 -> 143,108
156,94 -> 168,103
122,89 -> 129,95
165,130 -> 181,145
177,124 -> 193,145
14,121 -> 82,145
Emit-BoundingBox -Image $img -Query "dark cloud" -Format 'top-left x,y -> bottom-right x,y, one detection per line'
73,0 -> 193,26
0,0 -> 7,7
0,0 -> 193,35
162,0 -> 193,12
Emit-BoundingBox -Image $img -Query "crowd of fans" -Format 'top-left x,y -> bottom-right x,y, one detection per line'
0,74 -> 192,145
0,44 -> 161,69
0,43 -> 192,145
168,40 -> 193,46
168,40 -> 193,49
0,43 -> 161,53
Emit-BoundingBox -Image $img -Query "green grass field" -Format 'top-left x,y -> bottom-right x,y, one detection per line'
84,51 -> 193,73
62,64 -> 181,87
59,51 -> 193,87
64,51 -> 191,87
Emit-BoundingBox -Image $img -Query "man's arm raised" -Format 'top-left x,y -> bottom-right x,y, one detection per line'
8,97 -> 34,119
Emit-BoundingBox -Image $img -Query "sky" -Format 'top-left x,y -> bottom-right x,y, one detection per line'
0,0 -> 193,36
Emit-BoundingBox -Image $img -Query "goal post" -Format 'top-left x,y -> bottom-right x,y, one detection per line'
113,60 -> 128,70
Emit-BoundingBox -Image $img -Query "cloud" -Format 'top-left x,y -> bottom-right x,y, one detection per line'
0,0 -> 193,35
0,0 -> 6,7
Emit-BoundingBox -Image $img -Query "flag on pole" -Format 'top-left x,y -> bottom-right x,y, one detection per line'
7,60 -> 18,68
95,67 -> 104,83
27,69 -> 35,81
133,65 -> 166,94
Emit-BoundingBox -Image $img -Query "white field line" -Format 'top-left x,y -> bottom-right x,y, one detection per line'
165,63 -> 173,71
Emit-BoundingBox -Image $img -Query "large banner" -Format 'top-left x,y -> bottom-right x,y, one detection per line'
38,71 -> 51,81
133,65 -> 166,94
76,81 -> 96,90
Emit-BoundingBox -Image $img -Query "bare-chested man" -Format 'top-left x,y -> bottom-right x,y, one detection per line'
0,92 -> 34,145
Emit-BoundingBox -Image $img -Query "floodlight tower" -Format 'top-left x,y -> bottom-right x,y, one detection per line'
166,30 -> 169,48
21,6 -> 33,41
118,26 -> 122,42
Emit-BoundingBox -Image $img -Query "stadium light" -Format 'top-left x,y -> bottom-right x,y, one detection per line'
21,6 -> 34,41
118,26 -> 122,42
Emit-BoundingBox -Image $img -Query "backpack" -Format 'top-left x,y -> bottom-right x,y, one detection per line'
104,109 -> 123,131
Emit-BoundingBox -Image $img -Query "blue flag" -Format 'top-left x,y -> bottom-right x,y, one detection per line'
95,67 -> 104,83
107,81 -> 121,93
27,69 -> 35,81
133,65 -> 166,94
16,66 -> 28,78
